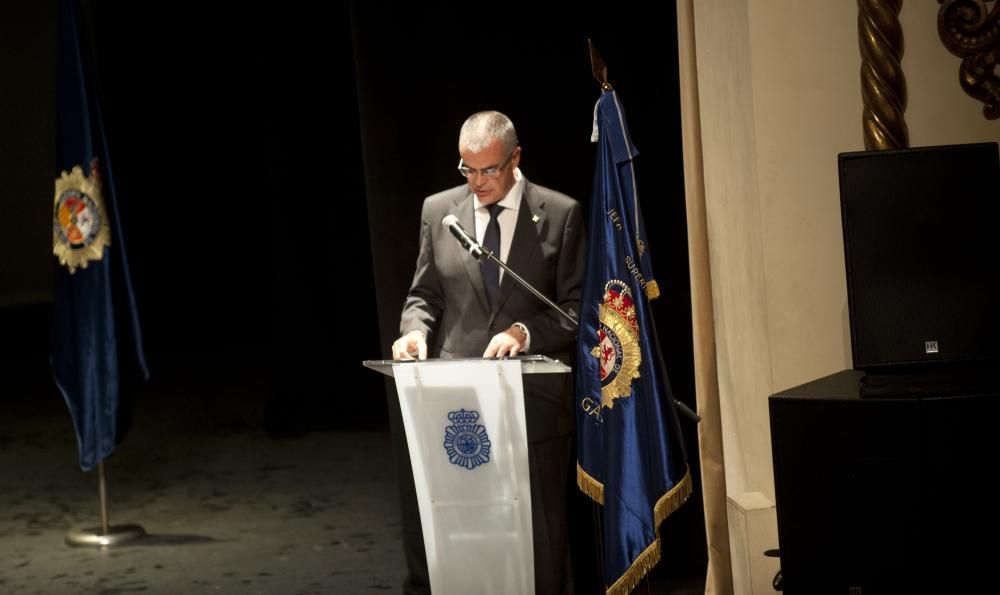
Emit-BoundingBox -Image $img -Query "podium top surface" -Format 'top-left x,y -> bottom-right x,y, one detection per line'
362,355 -> 571,377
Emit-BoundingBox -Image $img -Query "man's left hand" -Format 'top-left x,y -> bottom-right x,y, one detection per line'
483,325 -> 527,358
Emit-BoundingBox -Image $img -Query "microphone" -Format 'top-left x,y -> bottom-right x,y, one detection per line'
442,214 -> 485,260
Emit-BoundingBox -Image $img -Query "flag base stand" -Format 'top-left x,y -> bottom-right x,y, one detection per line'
64,460 -> 146,548
65,524 -> 146,547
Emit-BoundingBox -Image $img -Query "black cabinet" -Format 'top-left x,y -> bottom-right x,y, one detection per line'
769,369 -> 999,594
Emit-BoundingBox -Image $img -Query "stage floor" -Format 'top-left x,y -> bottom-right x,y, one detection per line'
0,354 -> 405,595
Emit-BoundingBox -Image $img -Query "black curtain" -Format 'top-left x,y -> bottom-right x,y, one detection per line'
85,2 -> 385,431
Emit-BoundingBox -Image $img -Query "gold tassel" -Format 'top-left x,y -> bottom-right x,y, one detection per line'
644,280 -> 660,300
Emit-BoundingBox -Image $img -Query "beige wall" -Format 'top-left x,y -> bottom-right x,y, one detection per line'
691,1 -> 998,590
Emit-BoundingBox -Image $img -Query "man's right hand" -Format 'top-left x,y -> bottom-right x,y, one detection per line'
392,330 -> 427,360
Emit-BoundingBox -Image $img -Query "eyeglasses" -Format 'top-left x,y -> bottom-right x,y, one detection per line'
457,149 -> 516,179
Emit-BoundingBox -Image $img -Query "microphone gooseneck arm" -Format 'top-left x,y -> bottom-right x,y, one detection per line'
484,250 -> 579,328
440,214 -> 699,424
442,214 -> 577,327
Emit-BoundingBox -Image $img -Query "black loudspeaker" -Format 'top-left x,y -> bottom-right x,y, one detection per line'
770,370 -> 1000,595
838,142 -> 1000,370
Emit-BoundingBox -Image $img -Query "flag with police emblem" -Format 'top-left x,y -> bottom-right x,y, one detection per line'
51,0 -> 148,471
575,89 -> 692,595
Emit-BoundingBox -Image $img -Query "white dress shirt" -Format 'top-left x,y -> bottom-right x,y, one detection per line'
472,168 -> 531,351
473,167 -> 524,282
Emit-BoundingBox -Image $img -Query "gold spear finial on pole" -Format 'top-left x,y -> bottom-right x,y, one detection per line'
588,39 -> 613,91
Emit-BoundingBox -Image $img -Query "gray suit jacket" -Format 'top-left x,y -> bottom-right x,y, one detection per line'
400,177 -> 586,439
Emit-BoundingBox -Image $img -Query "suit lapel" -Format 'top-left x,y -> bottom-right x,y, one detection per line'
491,181 -> 546,319
451,192 -> 491,313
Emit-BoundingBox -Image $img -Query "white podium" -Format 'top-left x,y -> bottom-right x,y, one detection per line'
363,356 -> 571,595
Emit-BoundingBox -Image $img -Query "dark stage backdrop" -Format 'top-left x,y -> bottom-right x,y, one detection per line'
350,1 -> 705,584
82,3 -> 386,433
0,2 -> 385,431
1,0 -> 706,583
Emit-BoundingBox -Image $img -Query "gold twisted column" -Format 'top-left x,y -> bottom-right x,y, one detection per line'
938,0 -> 1000,119
858,0 -> 909,149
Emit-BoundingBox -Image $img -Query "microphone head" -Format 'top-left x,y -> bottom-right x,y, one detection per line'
440,213 -> 484,259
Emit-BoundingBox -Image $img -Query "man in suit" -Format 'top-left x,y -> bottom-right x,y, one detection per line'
391,110 -> 585,594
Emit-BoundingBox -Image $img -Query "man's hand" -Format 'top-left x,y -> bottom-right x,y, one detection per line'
483,325 -> 527,358
392,330 -> 427,360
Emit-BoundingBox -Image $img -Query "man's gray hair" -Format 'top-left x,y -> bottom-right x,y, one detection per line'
458,111 -> 518,154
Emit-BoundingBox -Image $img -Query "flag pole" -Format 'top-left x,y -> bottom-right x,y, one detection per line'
587,39 -> 612,594
589,39 -> 612,92
98,460 -> 109,534
65,460 -> 146,547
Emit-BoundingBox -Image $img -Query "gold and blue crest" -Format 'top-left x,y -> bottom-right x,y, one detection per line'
590,279 -> 641,409
53,162 -> 111,274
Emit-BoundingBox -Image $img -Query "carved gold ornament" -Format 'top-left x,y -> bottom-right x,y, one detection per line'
938,0 -> 1000,119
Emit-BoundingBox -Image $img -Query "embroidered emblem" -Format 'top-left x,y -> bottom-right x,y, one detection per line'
589,279 -> 641,409
443,409 -> 491,470
53,161 -> 111,274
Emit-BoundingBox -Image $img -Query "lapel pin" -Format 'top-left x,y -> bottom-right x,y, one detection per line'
532,214 -> 540,223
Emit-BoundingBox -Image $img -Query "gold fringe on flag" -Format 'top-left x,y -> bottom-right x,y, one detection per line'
654,468 -> 693,527
576,461 -> 605,504
607,539 -> 661,595
575,468 -> 693,595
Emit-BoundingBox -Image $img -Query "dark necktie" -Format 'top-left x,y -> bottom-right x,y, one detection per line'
481,204 -> 502,308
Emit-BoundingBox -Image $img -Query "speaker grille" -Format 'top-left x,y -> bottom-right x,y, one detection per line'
838,142 -> 1000,369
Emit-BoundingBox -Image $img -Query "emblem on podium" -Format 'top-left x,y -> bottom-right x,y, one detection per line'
443,409 -> 491,470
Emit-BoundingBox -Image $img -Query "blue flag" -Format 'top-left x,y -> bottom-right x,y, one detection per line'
576,89 -> 691,595
51,0 -> 148,472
